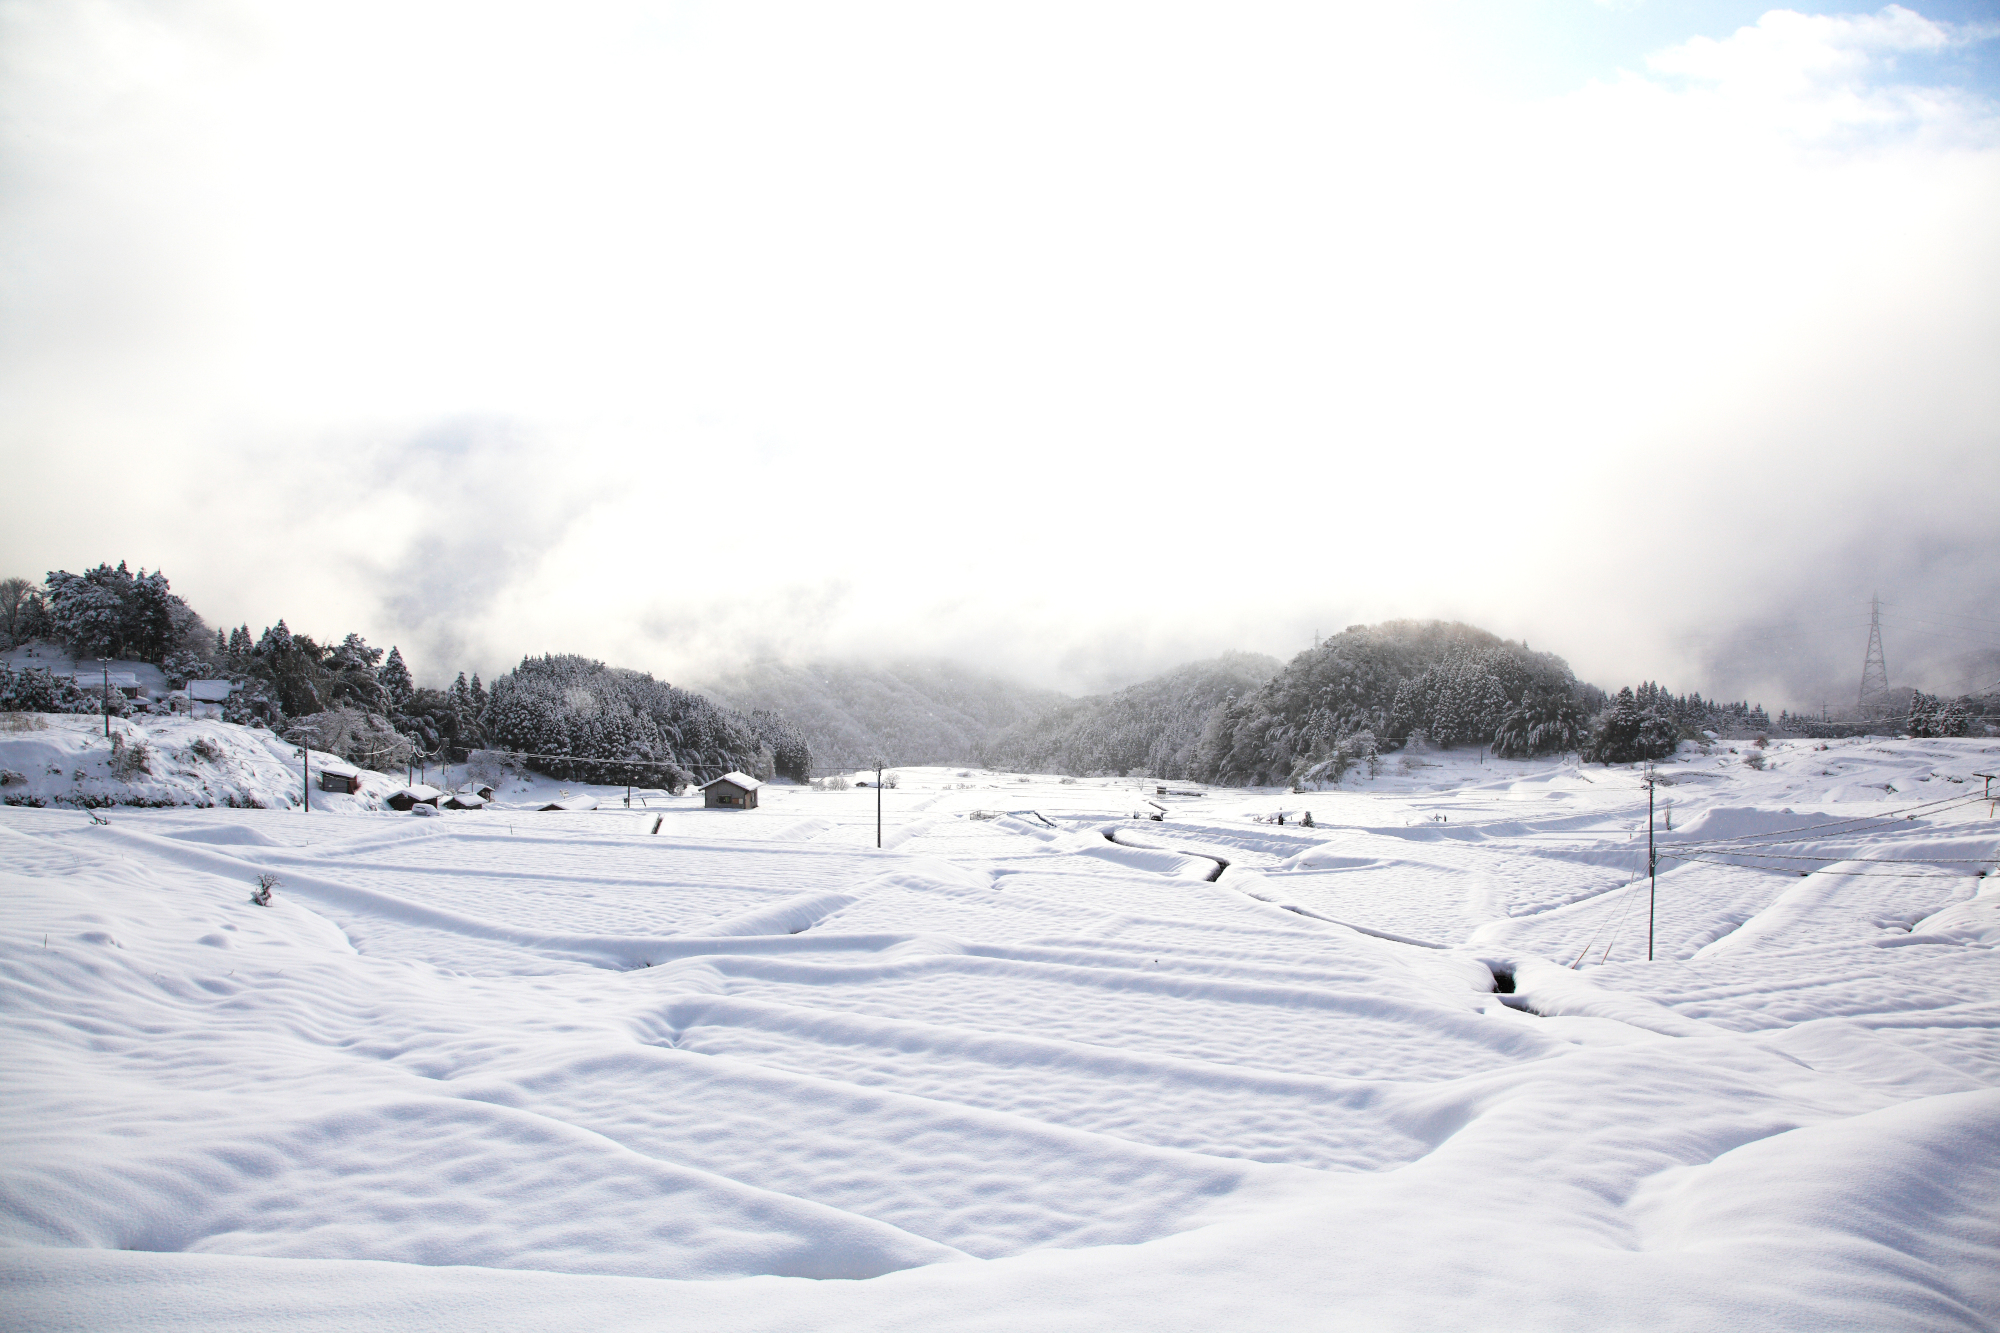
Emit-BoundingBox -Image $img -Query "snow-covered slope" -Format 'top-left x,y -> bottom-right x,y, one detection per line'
2,737 -> 1997,1330
0,713 -> 405,812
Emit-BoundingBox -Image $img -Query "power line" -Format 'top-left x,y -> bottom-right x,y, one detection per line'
1671,790 -> 1989,849
1880,602 -> 2000,629
1659,852 -> 1985,879
1663,848 -> 1995,864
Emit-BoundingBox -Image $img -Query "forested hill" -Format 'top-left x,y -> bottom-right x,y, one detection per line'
693,659 -> 1069,772
1188,620 -> 1597,785
979,652 -> 1281,779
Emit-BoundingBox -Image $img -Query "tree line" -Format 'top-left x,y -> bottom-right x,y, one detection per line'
0,564 -> 811,787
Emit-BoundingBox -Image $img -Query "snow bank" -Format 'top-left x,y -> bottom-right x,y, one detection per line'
1912,878 -> 2000,946
0,714 -> 400,812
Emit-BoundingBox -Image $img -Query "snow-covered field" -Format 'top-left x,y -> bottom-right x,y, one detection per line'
4,724 -> 1998,1330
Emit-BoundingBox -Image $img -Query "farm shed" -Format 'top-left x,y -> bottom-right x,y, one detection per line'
702,773 -> 762,810
443,791 -> 487,811
387,785 -> 443,811
318,765 -> 363,795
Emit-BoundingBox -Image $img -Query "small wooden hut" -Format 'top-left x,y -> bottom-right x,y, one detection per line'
701,772 -> 762,810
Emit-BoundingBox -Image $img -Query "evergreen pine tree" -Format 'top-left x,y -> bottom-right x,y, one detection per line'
379,647 -> 413,707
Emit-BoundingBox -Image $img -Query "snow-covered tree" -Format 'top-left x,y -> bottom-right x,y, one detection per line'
1492,690 -> 1588,758
1582,688 -> 1678,764
1,577 -> 44,647
378,647 -> 413,708
1907,691 -> 1973,739
41,563 -> 202,663
0,664 -> 107,714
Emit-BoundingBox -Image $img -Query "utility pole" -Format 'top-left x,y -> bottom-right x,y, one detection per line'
1645,766 -> 1657,961
876,761 -> 884,849
96,658 -> 111,738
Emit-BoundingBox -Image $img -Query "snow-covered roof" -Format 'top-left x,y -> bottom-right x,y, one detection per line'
702,772 -> 763,792
320,763 -> 360,778
74,671 -> 139,689
396,785 -> 444,801
187,680 -> 235,702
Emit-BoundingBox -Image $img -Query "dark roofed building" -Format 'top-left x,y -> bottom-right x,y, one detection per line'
701,772 -> 762,810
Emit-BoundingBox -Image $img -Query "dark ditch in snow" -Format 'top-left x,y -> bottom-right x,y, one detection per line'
1103,829 -> 1229,882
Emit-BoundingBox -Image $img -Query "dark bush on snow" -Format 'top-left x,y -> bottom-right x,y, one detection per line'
1582,688 -> 1678,765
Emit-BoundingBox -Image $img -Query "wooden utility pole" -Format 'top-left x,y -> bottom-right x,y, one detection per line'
1645,767 -> 1657,961
876,762 -> 883,848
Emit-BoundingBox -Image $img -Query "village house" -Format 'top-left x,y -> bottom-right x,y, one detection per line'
186,679 -> 235,720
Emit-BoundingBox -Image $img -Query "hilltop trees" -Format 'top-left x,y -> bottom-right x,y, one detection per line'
42,563 -> 208,665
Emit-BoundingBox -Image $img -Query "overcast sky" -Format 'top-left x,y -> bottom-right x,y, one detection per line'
4,1 -> 1997,704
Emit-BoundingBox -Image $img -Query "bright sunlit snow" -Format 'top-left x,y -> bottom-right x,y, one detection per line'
3,724 -> 1997,1329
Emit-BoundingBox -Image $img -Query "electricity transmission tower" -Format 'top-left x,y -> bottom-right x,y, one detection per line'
1857,594 -> 1892,720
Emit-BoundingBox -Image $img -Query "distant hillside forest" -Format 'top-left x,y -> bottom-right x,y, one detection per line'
980,653 -> 1281,779
5,565 -> 1991,787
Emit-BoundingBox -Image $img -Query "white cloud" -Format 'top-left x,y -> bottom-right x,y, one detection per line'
1,3 -> 1995,699
1639,6 -> 1997,143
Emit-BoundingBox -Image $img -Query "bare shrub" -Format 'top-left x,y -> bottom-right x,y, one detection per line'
812,775 -> 850,791
251,873 -> 280,906
465,749 -> 511,787
285,706 -> 413,770
0,714 -> 48,732
109,733 -> 152,780
1742,750 -> 1767,771
189,736 -> 223,763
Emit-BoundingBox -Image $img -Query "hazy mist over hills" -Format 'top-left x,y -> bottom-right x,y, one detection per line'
693,660 -> 1068,773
